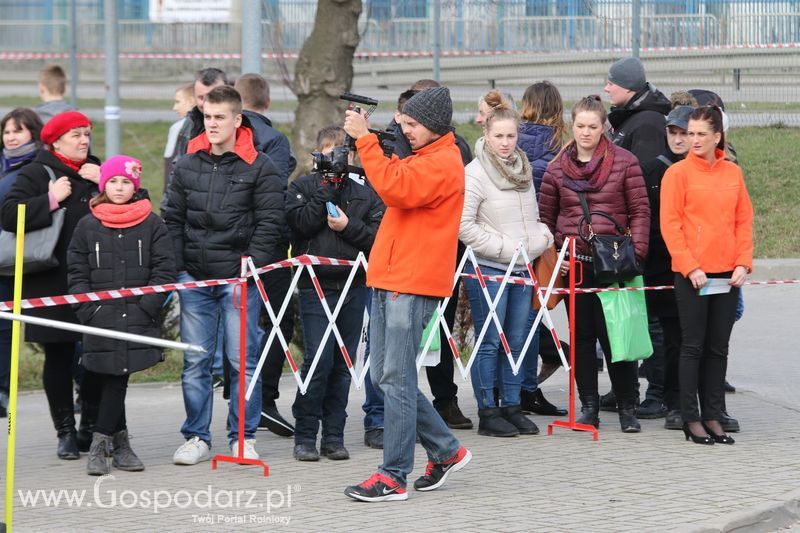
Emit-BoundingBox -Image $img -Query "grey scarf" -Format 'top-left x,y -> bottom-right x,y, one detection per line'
475,137 -> 532,192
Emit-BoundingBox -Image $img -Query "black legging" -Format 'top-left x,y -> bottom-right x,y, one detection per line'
566,267 -> 638,403
674,273 -> 738,422
42,342 -> 80,417
90,372 -> 130,435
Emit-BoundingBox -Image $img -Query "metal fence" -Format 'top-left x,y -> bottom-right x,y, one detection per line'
1,1 -> 800,53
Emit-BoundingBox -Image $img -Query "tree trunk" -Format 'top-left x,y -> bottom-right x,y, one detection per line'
291,0 -> 362,179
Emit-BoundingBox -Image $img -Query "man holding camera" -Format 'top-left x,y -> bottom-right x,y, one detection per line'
343,87 -> 471,502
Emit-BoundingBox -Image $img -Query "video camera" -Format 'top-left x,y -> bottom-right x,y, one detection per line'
311,92 -> 396,183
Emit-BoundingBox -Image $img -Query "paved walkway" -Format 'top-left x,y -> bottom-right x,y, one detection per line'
2,281 -> 799,532
1,372 -> 798,532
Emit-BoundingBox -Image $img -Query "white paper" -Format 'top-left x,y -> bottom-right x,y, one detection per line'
697,278 -> 733,296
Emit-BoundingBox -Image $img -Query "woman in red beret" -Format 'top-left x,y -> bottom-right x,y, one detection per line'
1,110 -> 103,460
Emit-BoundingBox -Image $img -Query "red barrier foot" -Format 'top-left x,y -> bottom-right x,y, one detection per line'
547,420 -> 599,441
212,454 -> 270,476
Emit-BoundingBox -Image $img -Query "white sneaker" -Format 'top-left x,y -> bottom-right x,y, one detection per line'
173,436 -> 211,465
231,439 -> 259,460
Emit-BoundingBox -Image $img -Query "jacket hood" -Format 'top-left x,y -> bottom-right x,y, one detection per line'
186,122 -> 258,165
608,83 -> 671,129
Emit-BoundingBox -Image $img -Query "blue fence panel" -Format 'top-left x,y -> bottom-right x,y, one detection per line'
0,0 -> 799,53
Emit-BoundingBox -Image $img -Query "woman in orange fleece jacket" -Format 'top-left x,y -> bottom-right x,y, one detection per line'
660,105 -> 753,446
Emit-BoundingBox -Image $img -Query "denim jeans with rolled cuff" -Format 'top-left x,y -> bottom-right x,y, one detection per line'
369,289 -> 460,487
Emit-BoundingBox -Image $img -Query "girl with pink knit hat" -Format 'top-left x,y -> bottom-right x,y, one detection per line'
67,154 -> 176,475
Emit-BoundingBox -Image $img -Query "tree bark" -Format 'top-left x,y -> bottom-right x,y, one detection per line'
291,0 -> 362,179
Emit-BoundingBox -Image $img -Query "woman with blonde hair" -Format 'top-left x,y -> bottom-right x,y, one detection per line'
460,99 -> 553,437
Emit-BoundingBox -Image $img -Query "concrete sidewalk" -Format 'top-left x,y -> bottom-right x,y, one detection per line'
2,282 -> 799,532
1,372 -> 799,532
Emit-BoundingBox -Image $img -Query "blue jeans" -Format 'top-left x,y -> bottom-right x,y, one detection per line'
520,320 -> 542,393
361,290 -> 384,431
178,271 -> 262,446
370,290 -> 460,487
292,286 -> 366,446
735,290 -> 744,321
464,264 -> 534,409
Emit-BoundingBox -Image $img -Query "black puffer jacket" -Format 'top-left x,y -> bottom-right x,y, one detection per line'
162,127 -> 287,279
641,150 -> 683,317
243,110 -> 296,182
67,209 -> 177,375
286,173 -> 384,291
0,149 -> 101,343
608,83 -> 671,163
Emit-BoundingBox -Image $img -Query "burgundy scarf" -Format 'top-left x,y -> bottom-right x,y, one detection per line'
90,199 -> 152,229
560,135 -> 615,192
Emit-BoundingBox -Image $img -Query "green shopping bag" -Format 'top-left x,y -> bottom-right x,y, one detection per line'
419,314 -> 442,367
597,276 -> 653,363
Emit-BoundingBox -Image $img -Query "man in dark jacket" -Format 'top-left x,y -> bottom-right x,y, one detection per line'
603,56 -> 671,418
234,72 -> 298,438
605,57 -> 671,163
161,67 -> 228,212
163,85 -> 287,465
287,126 -> 384,462
641,105 -> 692,429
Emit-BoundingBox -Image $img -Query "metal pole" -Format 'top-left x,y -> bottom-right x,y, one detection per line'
241,0 -> 262,74
0,311 -> 204,353
432,0 -> 441,83
104,0 -> 120,157
632,0 -> 641,57
68,0 -> 78,108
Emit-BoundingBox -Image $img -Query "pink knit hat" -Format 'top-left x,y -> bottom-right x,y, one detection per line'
99,155 -> 142,192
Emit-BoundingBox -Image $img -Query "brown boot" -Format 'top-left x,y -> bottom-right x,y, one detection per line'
436,398 -> 473,429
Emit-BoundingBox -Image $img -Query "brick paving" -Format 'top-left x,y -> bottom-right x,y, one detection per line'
2,371 -> 799,533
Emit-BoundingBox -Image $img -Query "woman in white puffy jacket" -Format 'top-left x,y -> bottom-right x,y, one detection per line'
459,94 -> 553,438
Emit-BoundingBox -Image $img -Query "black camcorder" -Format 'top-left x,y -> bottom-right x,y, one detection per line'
311,91 -> 398,184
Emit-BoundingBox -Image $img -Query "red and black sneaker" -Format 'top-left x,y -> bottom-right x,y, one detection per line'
344,472 -> 408,502
413,446 -> 472,492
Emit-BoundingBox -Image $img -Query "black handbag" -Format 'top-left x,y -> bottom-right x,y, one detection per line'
577,191 -> 641,284
0,165 -> 66,276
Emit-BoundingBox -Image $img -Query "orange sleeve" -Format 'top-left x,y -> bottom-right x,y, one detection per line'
734,172 -> 755,273
356,134 -> 459,209
660,167 -> 699,277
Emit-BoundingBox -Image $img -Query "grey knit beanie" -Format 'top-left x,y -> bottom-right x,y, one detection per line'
607,57 -> 647,91
401,87 -> 453,136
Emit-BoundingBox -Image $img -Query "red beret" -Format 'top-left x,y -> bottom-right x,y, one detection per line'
41,111 -> 91,145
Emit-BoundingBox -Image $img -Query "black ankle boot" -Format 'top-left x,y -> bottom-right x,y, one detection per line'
500,405 -> 539,435
77,401 -> 99,453
577,395 -> 600,428
521,389 -> 568,416
477,407 -> 519,437
618,399 -> 642,433
52,408 -> 79,460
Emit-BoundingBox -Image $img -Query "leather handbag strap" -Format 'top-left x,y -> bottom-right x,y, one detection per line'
577,192 -> 627,241
42,164 -> 57,183
656,155 -> 674,168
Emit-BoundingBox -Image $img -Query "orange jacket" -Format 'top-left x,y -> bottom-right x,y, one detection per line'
660,149 -> 753,277
356,132 -> 465,297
